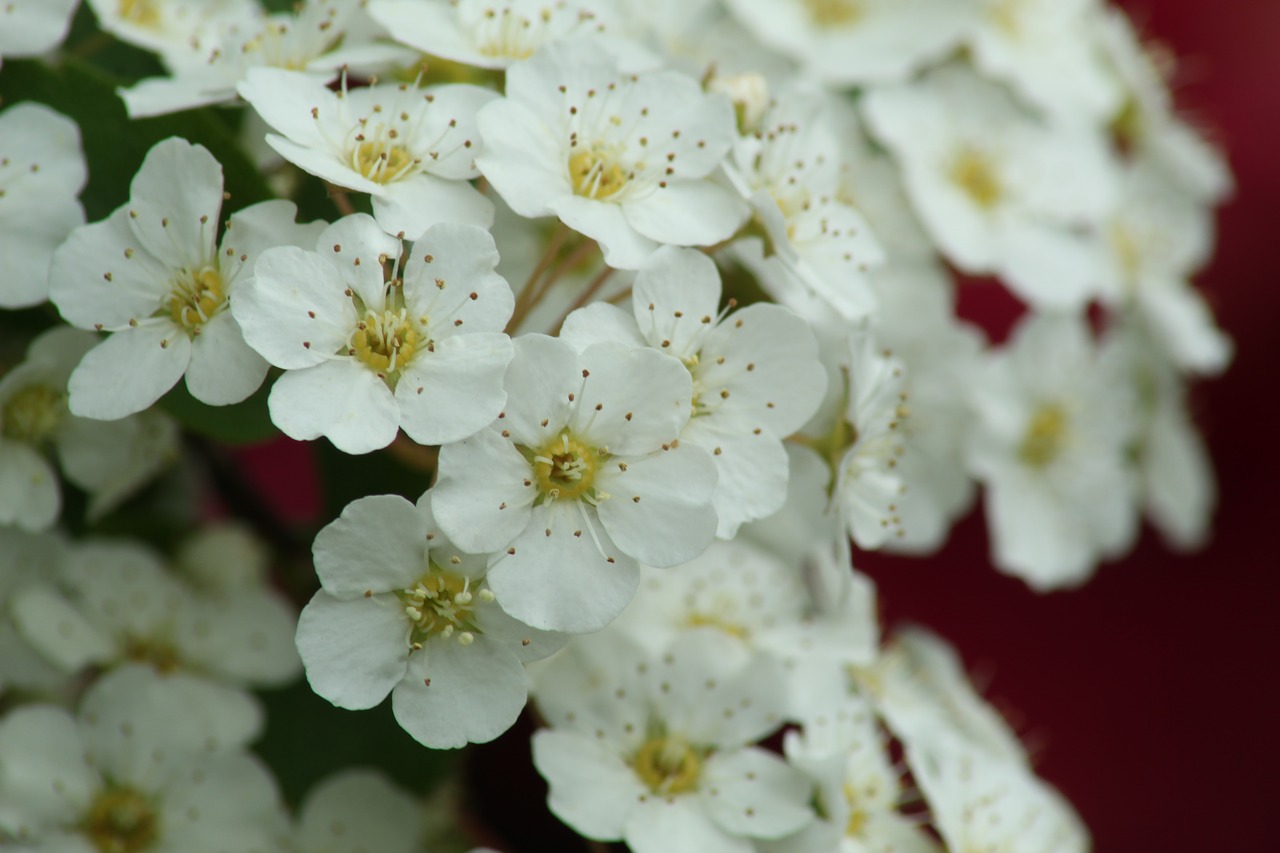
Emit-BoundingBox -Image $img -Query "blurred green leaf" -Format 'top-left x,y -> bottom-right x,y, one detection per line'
0,57 -> 272,222
255,679 -> 458,807
158,378 -> 277,445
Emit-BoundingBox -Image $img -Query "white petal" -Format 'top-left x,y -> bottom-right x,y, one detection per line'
312,494 -> 427,597
682,418 -> 789,539
295,591 -> 409,710
533,729 -> 646,841
596,444 -> 718,567
390,638 -> 526,749
625,181 -> 747,248
177,591 -> 301,688
157,752 -> 288,851
267,359 -> 401,454
559,302 -> 645,352
9,584 -> 114,672
554,194 -> 657,270
396,333 -> 512,445
233,245 -> 356,370
486,502 -> 638,633
432,428 -> 536,553
373,176 -> 494,240
476,100 -> 573,218
700,748 -> 814,839
495,333 -> 577,447
67,324 -> 191,420
184,313 -> 268,405
571,343 -> 693,456
0,707 -> 95,834
295,769 -> 422,853
624,796 -> 751,853
0,441 -> 59,531
124,138 -> 223,270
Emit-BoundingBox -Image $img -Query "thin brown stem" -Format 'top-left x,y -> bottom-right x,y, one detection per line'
329,187 -> 356,217
551,265 -> 616,335
509,224 -> 571,331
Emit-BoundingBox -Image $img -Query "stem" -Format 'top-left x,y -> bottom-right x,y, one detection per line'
551,265 -> 616,335
70,31 -> 112,60
508,223 -> 571,333
329,188 -> 356,218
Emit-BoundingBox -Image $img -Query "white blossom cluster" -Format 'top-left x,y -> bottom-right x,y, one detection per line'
0,0 -> 1233,849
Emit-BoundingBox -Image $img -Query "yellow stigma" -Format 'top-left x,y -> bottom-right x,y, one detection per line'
949,148 -> 1003,210
569,144 -> 631,201
2,385 -> 65,445
84,786 -> 158,853
803,0 -> 864,26
632,736 -> 703,795
685,612 -> 749,640
166,267 -> 224,331
1111,96 -> 1145,147
398,568 -> 489,645
121,635 -> 183,675
352,309 -> 421,376
531,431 -> 601,502
988,0 -> 1025,37
1019,403 -> 1070,468
119,0 -> 161,27
354,141 -> 416,185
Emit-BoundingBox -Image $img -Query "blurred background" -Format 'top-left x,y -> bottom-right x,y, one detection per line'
862,1 -> 1280,850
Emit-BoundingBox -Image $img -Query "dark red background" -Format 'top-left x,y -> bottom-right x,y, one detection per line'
863,2 -> 1280,850
240,3 -> 1280,849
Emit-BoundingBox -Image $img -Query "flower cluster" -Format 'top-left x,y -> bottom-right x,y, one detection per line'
0,0 -> 1231,849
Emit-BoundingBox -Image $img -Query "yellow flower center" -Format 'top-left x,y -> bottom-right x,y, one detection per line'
949,147 -> 1003,210
2,385 -> 65,445
397,567 -> 491,646
685,612 -> 749,639
1111,96 -> 1145,148
531,431 -> 602,502
352,308 -> 421,376
84,786 -> 159,853
632,736 -> 703,795
569,144 -> 631,201
803,0 -> 864,26
354,141 -> 417,185
988,0 -> 1026,37
166,267 -> 224,332
121,635 -> 183,675
1019,403 -> 1070,468
119,0 -> 161,27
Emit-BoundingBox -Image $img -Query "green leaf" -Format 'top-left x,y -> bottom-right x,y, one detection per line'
157,378 -> 278,445
0,57 -> 273,222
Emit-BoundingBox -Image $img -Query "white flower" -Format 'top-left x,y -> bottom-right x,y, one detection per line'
238,68 -> 496,240
291,769 -> 424,853
369,0 -> 620,69
561,246 -> 827,537
49,137 -> 324,420
296,492 -> 562,749
432,333 -> 719,633
0,327 -> 179,531
726,86 -> 885,320
911,737 -> 1090,853
832,332 -> 910,551
531,630 -> 814,852
234,213 -> 514,454
1097,7 -> 1232,204
1114,330 -> 1217,551
854,627 -> 1029,770
10,537 -> 301,695
765,694 -> 939,853
871,268 -> 983,554
863,64 -> 1118,310
0,0 -> 78,65
85,0 -> 256,59
612,537 -> 878,722
1098,159 -> 1231,375
0,665 -> 283,852
0,529 -> 69,695
965,313 -> 1141,588
722,0 -> 970,86
0,102 -> 86,308
119,0 -> 413,118
476,38 -> 746,269
965,0 -> 1120,124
